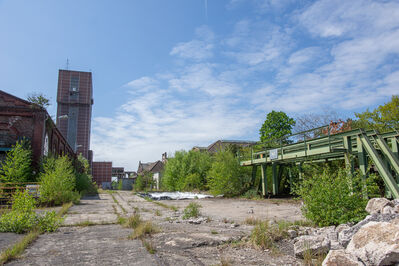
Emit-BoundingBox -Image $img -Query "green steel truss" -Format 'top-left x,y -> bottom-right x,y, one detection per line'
239,128 -> 399,199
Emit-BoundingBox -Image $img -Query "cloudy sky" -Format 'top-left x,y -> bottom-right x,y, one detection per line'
0,0 -> 398,170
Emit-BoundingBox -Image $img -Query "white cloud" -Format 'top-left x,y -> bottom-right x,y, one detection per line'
91,0 -> 399,170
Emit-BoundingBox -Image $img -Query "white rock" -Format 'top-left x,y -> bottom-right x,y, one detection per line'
294,235 -> 330,258
346,218 -> 399,266
365,198 -> 393,214
322,250 -> 362,266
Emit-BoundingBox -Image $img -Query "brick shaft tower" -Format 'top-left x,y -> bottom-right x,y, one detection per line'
56,70 -> 93,160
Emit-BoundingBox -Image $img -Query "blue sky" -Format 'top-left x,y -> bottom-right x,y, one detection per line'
0,0 -> 398,170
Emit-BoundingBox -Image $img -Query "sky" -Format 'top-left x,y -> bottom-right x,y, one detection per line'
0,0 -> 398,170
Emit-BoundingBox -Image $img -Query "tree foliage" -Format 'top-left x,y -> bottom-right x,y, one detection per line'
354,95 -> 399,132
134,171 -> 154,191
259,111 -> 295,144
27,92 -> 50,109
207,151 -> 251,197
293,167 -> 379,226
0,139 -> 32,183
39,156 -> 79,206
161,150 -> 212,191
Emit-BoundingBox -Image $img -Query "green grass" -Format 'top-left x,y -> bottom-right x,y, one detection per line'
154,210 -> 162,216
142,239 -> 156,254
211,230 -> 218,234
129,221 -> 159,239
182,202 -> 201,219
0,202 -> 74,264
123,214 -> 142,229
110,193 -> 127,214
0,229 -> 40,264
143,197 -> 178,211
250,220 -> 287,252
244,217 -> 261,225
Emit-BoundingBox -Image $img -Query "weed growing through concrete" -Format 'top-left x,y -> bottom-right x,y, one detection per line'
110,193 -> 127,214
220,256 -> 232,266
129,221 -> 159,239
182,202 -> 201,219
211,230 -> 218,234
154,210 -> 162,216
0,229 -> 40,264
124,214 -> 142,229
142,239 -> 156,254
143,197 -> 178,211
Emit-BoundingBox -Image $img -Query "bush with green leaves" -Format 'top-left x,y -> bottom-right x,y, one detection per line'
0,191 -> 62,233
207,151 -> 251,197
0,139 -> 33,183
75,154 -> 98,195
162,150 -> 212,191
39,156 -> 79,206
294,167 -> 379,226
134,171 -> 154,191
182,202 -> 201,219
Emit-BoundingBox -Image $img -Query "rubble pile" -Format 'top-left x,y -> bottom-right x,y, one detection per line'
289,198 -> 399,265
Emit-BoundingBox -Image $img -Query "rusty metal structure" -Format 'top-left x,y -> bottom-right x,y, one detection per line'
239,126 -> 399,199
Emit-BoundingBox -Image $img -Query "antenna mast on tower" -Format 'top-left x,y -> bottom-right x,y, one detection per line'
66,58 -> 70,70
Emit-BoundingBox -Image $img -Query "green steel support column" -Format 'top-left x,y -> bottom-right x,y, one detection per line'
392,138 -> 399,184
261,164 -> 267,197
359,131 -> 399,199
383,156 -> 392,198
272,163 -> 278,195
298,162 -> 303,181
288,167 -> 293,194
252,165 -> 258,185
343,136 -> 354,174
357,136 -> 368,179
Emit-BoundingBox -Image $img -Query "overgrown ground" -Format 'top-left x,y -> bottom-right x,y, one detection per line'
1,191 -> 308,265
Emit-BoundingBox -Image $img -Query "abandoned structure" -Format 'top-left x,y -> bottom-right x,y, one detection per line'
137,159 -> 165,190
0,90 -> 75,166
193,140 -> 256,153
92,161 -> 112,189
56,69 -> 93,162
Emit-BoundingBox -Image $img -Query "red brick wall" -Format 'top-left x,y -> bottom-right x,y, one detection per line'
92,162 -> 112,186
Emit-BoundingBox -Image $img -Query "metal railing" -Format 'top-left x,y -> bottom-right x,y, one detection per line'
0,182 -> 40,208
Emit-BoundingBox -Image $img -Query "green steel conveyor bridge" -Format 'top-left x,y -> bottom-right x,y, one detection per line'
239,127 -> 399,199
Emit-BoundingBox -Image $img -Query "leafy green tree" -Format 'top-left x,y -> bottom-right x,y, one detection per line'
75,154 -> 97,195
354,95 -> 399,132
259,111 -> 295,144
207,151 -> 251,197
39,156 -> 79,206
27,92 -> 50,109
134,171 -> 154,191
162,150 -> 212,191
0,139 -> 32,183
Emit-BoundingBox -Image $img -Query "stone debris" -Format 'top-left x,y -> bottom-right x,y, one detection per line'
293,235 -> 330,258
320,198 -> 399,266
322,250 -> 362,266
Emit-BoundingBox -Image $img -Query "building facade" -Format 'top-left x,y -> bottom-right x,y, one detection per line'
92,161 -> 112,189
0,90 -> 75,166
56,70 -> 93,160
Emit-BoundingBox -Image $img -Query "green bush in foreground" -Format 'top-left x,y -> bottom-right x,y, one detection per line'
39,156 -> 80,206
0,139 -> 33,183
294,168 -> 379,226
0,191 -> 62,233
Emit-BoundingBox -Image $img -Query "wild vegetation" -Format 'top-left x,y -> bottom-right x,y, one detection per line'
0,139 -> 33,183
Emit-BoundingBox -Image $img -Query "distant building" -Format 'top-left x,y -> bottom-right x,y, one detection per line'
0,90 -> 75,167
193,140 -> 256,154
56,69 -> 93,161
137,160 -> 165,190
112,167 -> 125,180
92,161 -> 112,189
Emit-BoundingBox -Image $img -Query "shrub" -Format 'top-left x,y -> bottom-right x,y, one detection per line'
0,191 -> 62,233
162,150 -> 212,191
294,168 -> 379,226
207,151 -> 251,197
39,156 -> 79,206
182,202 -> 201,219
0,139 -> 32,183
134,171 -> 154,191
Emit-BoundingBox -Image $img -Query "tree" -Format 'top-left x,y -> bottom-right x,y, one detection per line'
27,92 -> 50,109
0,139 -> 32,183
354,95 -> 399,132
207,151 -> 251,197
259,111 -> 295,144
